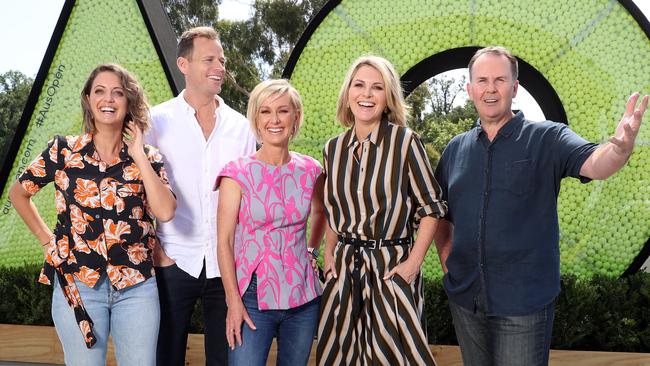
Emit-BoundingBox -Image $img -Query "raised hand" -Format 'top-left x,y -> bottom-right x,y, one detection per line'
123,121 -> 146,160
611,93 -> 648,156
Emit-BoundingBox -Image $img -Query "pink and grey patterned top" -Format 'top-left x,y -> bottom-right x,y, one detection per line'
216,152 -> 323,310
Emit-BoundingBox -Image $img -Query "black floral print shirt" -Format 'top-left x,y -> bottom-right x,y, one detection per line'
18,133 -> 172,347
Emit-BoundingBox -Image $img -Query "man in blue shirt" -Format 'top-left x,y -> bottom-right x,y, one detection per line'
433,46 -> 647,366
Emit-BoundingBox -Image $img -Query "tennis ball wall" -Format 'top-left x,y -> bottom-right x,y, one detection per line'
284,0 -> 650,279
0,0 -> 173,267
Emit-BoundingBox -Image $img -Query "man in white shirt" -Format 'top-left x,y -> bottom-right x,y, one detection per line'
146,26 -> 257,366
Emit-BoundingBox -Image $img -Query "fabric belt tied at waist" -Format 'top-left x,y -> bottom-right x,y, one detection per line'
338,235 -> 413,320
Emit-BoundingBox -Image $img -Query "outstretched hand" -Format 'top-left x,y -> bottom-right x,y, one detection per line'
611,93 -> 648,156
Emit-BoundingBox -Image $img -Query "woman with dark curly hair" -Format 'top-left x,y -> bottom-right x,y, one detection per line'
9,63 -> 176,365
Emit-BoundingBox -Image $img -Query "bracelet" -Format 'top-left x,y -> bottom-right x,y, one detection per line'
307,247 -> 320,258
41,235 -> 53,247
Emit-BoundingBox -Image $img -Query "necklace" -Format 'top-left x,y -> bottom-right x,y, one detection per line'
93,143 -> 122,165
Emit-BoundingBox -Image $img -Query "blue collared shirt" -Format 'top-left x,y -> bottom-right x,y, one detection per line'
435,112 -> 598,315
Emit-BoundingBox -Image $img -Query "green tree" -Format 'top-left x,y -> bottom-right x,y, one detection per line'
162,0 -> 221,34
0,70 -> 33,168
161,0 -> 327,114
406,74 -> 477,168
252,0 -> 326,77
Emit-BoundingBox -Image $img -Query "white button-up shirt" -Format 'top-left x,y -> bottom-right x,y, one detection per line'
147,91 -> 257,278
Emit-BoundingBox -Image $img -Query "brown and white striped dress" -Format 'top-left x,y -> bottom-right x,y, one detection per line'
318,121 -> 447,365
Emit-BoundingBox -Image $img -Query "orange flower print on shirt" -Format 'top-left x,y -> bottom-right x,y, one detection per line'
48,137 -> 59,164
55,170 -> 69,190
83,154 -> 101,168
57,235 -> 70,259
20,180 -> 40,195
79,320 -> 94,345
72,231 -> 91,254
66,250 -> 77,265
62,148 -> 84,169
70,204 -> 94,234
26,157 -> 47,177
66,134 -> 92,152
55,190 -> 66,214
108,265 -> 145,290
100,178 -> 118,210
104,219 -> 131,250
123,163 -> 141,181
75,266 -> 101,287
74,178 -> 100,208
63,273 -> 82,307
138,220 -> 155,238
130,206 -> 143,220
118,183 -> 144,197
127,243 -> 148,265
86,233 -> 107,260
38,271 -> 51,285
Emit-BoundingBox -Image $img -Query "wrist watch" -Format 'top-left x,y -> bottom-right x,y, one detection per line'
308,247 -> 320,258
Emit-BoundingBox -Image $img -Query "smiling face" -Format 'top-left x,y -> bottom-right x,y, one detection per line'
467,53 -> 519,125
256,92 -> 299,147
347,65 -> 388,127
179,37 -> 226,97
86,71 -> 128,130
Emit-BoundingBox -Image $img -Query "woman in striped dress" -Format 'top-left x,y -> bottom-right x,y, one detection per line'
317,55 -> 447,366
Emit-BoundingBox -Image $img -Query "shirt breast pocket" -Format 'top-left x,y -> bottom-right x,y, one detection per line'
506,159 -> 535,196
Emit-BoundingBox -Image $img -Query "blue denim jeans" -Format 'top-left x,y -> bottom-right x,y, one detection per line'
228,275 -> 319,366
52,274 -> 160,366
449,300 -> 555,366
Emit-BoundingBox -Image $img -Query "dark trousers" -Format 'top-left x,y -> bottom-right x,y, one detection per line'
155,263 -> 227,366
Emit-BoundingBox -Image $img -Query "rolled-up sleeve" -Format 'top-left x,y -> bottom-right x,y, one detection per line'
407,134 -> 447,223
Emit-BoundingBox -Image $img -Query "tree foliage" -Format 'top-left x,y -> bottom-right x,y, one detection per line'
407,74 -> 477,167
162,0 -> 221,35
0,70 -> 33,168
161,0 -> 326,113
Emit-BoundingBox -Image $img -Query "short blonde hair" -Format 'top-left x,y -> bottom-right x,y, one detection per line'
247,79 -> 304,143
335,55 -> 409,128
80,63 -> 150,134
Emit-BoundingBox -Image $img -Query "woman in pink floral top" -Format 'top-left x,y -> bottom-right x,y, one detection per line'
216,79 -> 326,366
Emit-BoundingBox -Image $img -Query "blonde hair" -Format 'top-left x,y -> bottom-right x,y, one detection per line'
247,79 -> 304,143
335,55 -> 408,128
80,63 -> 150,134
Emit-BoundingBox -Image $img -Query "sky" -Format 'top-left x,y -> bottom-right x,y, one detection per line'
1,0 -> 649,120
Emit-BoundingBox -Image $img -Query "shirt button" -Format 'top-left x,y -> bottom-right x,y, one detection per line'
95,215 -> 100,219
